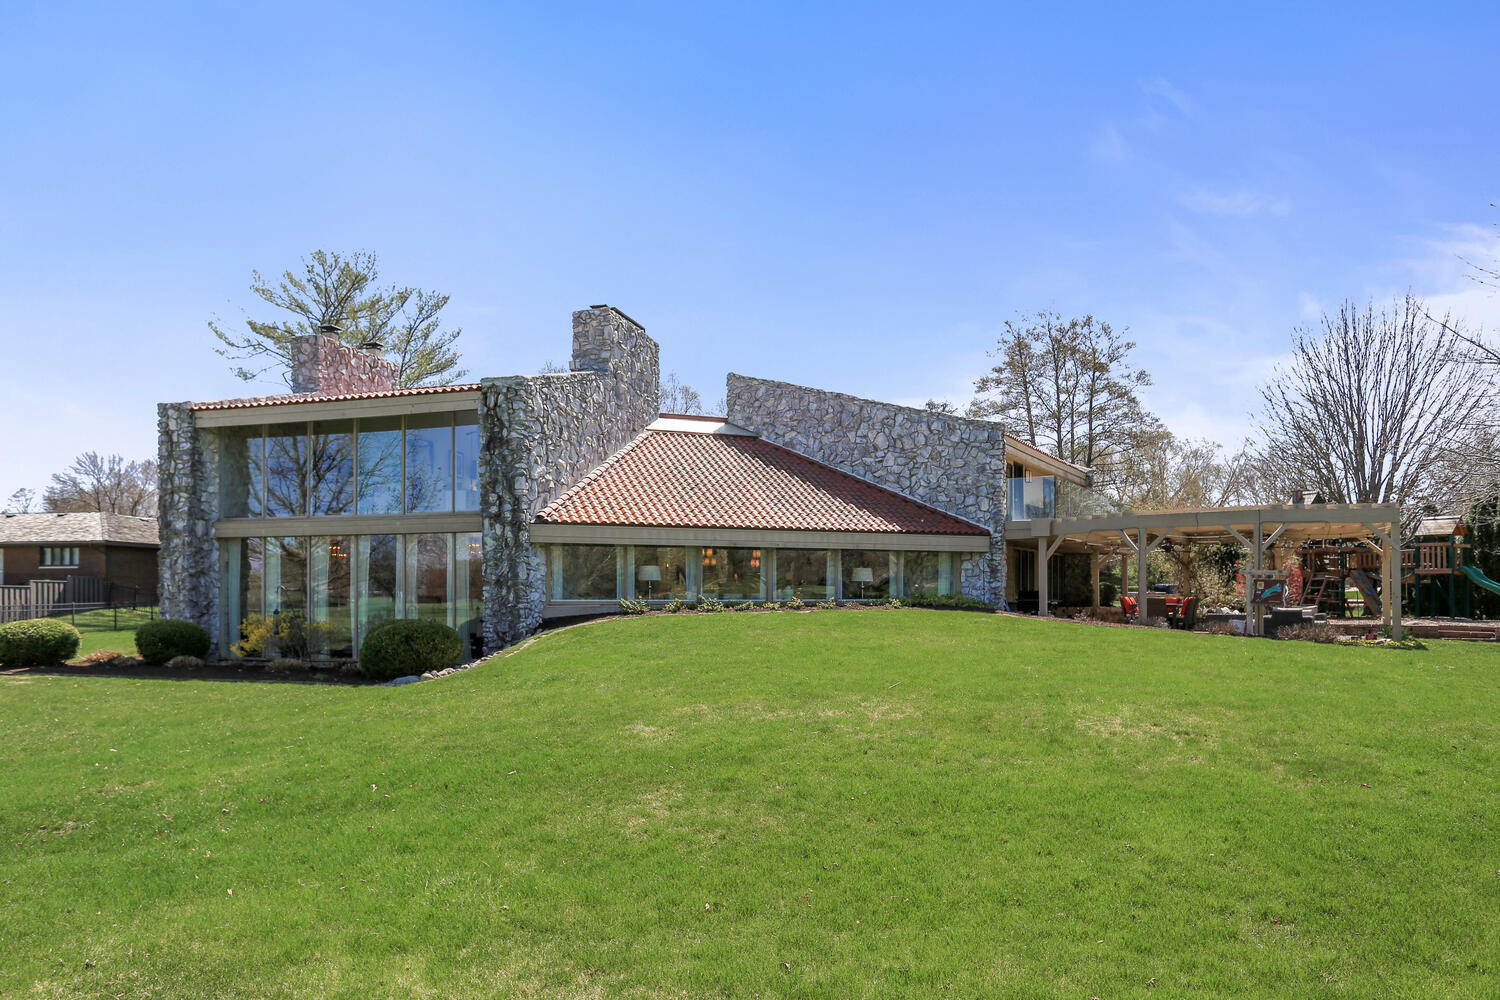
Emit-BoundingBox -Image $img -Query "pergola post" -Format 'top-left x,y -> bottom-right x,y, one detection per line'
1247,521 -> 1263,636
1137,527 -> 1149,624
1373,523 -> 1402,641
1090,553 -> 1102,610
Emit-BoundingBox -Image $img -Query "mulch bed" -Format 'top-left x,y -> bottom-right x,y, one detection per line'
3,661 -> 377,684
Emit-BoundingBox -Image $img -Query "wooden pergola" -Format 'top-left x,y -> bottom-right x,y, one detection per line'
1007,502 -> 1404,638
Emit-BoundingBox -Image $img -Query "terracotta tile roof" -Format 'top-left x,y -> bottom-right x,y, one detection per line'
191,383 -> 482,410
538,430 -> 988,536
0,512 -> 159,547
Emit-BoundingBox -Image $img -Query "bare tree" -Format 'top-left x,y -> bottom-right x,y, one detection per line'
660,372 -> 703,414
968,311 -> 1156,492
4,487 -> 37,513
1249,295 -> 1496,532
923,399 -> 958,414
42,452 -> 158,517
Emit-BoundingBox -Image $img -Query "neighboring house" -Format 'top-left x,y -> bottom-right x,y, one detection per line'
0,512 -> 159,596
156,304 -> 1407,658
159,305 -> 1080,658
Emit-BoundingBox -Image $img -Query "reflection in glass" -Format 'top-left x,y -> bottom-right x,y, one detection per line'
405,412 -> 453,513
221,537 -> 263,649
701,547 -> 764,601
455,411 -> 480,512
264,423 -> 310,518
842,550 -> 893,600
219,426 -> 265,517
455,532 -> 483,655
407,533 -> 451,622
358,534 -> 399,642
775,549 -> 831,601
902,552 -> 954,596
356,415 -> 403,514
633,546 -> 687,600
309,420 -> 356,516
269,537 -> 307,614
551,545 -> 617,600
310,536 -> 354,657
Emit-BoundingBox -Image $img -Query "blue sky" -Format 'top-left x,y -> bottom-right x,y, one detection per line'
2,1 -> 1497,499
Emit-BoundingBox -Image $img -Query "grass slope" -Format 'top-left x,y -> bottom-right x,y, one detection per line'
2,611 -> 1496,998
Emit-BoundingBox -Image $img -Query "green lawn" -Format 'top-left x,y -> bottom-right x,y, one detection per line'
47,607 -> 159,658
2,610 -> 1496,998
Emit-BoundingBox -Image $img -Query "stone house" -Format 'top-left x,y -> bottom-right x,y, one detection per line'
0,512 -> 159,597
158,305 -> 1087,658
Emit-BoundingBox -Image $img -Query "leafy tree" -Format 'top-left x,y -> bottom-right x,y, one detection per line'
43,452 -> 157,517
211,250 -> 467,389
1248,295 -> 1496,534
967,311 -> 1158,495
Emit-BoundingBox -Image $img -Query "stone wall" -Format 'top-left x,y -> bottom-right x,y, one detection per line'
156,402 -> 220,647
478,306 -> 660,649
288,334 -> 400,395
725,375 -> 1008,604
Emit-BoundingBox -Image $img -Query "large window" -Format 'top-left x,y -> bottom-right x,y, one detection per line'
309,536 -> 354,657
264,423 -> 310,518
355,416 -> 404,515
633,546 -> 688,600
903,551 -> 955,597
700,547 -> 764,601
219,410 -> 480,519
358,534 -> 400,639
266,537 -> 307,615
309,420 -> 356,516
775,548 -> 831,601
455,533 -> 483,655
550,545 -> 618,600
406,533 -> 452,621
841,550 -> 893,601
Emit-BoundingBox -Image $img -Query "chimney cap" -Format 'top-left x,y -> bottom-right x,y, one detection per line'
359,341 -> 383,355
316,322 -> 343,336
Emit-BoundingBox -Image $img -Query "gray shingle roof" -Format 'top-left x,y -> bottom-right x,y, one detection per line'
0,513 -> 159,547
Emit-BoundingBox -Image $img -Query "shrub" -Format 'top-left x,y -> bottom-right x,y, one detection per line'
903,593 -> 994,611
135,619 -> 212,665
815,600 -> 839,610
1099,582 -> 1119,607
1279,622 -> 1341,644
731,601 -> 755,612
166,655 -> 204,670
696,594 -> 725,613
784,595 -> 805,610
358,619 -> 463,682
267,657 -> 309,673
0,618 -> 82,666
80,649 -> 124,665
618,598 -> 649,615
762,601 -> 782,611
663,597 -> 686,614
334,658 -> 362,676
232,612 -> 329,659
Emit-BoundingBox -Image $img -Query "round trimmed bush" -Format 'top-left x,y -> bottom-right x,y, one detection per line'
135,619 -> 212,665
0,618 -> 81,666
358,619 -> 463,682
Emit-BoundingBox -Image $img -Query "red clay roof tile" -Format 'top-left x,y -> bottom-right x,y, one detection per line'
538,430 -> 987,536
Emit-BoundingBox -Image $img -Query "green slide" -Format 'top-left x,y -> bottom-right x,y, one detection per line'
1459,564 -> 1500,596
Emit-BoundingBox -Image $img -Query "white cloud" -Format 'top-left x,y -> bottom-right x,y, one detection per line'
1181,188 -> 1291,218
1139,76 -> 1192,116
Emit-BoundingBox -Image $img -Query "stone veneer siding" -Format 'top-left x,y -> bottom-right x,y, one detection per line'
288,334 -> 400,395
725,375 -> 1008,605
157,402 -> 221,647
477,307 -> 660,649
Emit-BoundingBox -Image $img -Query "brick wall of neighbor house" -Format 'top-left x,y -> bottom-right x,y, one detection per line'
725,375 -> 1009,605
103,545 -> 159,596
0,543 -> 156,594
157,402 -> 221,646
478,306 -> 661,650
289,334 -> 400,395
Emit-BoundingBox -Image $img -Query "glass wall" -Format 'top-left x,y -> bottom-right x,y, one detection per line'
775,549 -> 832,601
633,546 -> 687,600
223,532 -> 486,659
700,547 -> 763,601
356,416 -> 404,515
902,551 -> 955,597
841,550 -> 894,601
310,420 -> 356,516
550,545 -> 617,600
218,410 -> 481,519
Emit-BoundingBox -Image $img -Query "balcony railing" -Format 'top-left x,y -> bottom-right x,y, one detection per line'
1006,476 -> 1123,521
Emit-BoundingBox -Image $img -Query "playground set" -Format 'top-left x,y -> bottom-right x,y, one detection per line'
1295,518 -> 1500,621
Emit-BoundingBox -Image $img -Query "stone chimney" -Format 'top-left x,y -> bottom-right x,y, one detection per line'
289,329 -> 400,395
570,305 -> 660,403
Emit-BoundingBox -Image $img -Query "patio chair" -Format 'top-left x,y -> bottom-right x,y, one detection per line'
1171,595 -> 1199,630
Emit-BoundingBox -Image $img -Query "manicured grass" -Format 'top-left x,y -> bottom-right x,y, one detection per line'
72,626 -> 141,658
2,611 -> 1496,997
